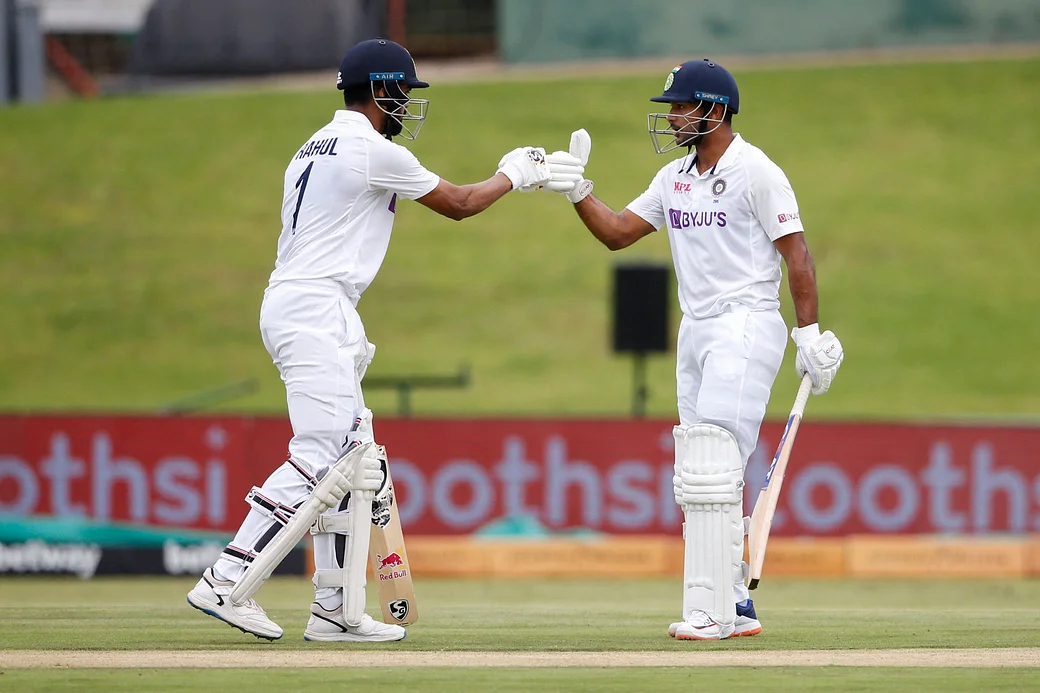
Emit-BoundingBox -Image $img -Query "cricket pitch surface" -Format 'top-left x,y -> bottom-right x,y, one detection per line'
4,648 -> 1040,669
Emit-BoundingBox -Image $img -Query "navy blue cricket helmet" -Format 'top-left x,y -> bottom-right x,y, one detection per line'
648,59 -> 739,154
337,39 -> 429,140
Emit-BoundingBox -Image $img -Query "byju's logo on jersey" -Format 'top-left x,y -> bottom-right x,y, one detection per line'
778,212 -> 800,223
711,178 -> 727,197
669,208 -> 727,230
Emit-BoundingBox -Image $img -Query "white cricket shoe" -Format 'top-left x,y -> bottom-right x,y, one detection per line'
303,602 -> 407,642
672,610 -> 735,641
669,599 -> 762,638
186,567 -> 283,640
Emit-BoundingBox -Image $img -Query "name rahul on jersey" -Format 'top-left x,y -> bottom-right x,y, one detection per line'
294,137 -> 340,161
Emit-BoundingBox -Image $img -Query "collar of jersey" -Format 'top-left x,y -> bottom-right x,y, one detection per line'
681,133 -> 745,177
333,109 -> 376,130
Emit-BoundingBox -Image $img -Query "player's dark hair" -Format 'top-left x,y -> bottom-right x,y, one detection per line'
342,82 -> 373,107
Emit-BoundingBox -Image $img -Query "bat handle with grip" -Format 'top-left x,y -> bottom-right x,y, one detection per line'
791,374 -> 812,418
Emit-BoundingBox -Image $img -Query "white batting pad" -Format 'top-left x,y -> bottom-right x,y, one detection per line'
229,442 -> 373,604
678,424 -> 745,629
312,492 -> 372,628
311,443 -> 391,623
343,489 -> 373,626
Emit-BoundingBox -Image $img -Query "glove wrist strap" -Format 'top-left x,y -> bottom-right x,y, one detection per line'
791,323 -> 820,347
568,179 -> 594,203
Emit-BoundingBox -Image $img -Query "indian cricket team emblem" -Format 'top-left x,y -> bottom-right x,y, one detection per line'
389,599 -> 410,621
664,65 -> 681,91
711,178 -> 727,197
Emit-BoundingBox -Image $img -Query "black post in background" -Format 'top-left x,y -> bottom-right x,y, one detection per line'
1,0 -> 10,105
1,0 -> 45,105
612,262 -> 671,418
632,351 -> 648,417
12,0 -> 44,103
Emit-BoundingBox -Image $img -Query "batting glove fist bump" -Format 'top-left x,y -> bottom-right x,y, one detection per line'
543,151 -> 585,192
520,129 -> 595,201
791,324 -> 844,395
563,128 -> 594,203
497,146 -> 551,191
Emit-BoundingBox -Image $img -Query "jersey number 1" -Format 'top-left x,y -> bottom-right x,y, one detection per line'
291,162 -> 314,234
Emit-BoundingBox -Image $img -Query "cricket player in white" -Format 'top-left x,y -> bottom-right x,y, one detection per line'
544,59 -> 844,640
186,39 -> 552,642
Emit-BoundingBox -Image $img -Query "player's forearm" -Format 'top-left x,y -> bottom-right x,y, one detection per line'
786,249 -> 819,327
574,196 -> 635,251
445,176 -> 513,220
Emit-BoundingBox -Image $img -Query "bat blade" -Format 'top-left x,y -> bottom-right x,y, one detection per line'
369,466 -> 418,626
747,375 -> 812,590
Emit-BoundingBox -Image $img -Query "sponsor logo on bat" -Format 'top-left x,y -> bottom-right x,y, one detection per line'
377,551 -> 404,570
389,599 -> 409,621
761,413 -> 796,489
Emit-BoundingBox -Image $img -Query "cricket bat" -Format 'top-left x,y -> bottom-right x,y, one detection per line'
747,374 -> 813,590
369,464 -> 418,626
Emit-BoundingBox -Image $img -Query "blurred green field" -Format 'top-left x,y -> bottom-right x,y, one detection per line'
2,58 -> 1039,418
1,577 -> 1038,692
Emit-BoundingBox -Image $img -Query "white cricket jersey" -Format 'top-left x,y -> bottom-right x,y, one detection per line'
626,134 -> 804,319
267,110 -> 440,300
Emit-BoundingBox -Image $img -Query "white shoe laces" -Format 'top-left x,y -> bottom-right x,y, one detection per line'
685,611 -> 716,628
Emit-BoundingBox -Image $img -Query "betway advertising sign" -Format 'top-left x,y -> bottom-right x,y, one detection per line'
1,415 -> 1038,537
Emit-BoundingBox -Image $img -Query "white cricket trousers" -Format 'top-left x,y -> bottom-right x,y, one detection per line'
676,307 -> 787,464
213,279 -> 374,606
676,306 -> 787,605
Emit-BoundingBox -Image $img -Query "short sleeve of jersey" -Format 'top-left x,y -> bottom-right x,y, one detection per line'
748,158 -> 804,241
625,166 -> 669,231
367,139 -> 440,200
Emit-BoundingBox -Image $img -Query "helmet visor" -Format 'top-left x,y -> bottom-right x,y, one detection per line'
646,101 -> 728,154
371,75 -> 429,140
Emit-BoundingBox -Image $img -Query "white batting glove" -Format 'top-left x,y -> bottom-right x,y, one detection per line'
565,128 -> 594,202
519,129 -> 595,201
566,178 -> 594,203
496,146 -> 550,191
517,150 -> 587,194
543,150 -> 584,192
355,341 -> 376,381
497,147 -> 524,169
791,324 -> 844,395
347,444 -> 386,492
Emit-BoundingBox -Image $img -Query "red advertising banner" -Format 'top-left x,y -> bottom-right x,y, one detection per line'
0,416 -> 252,533
2,415 -> 1038,537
